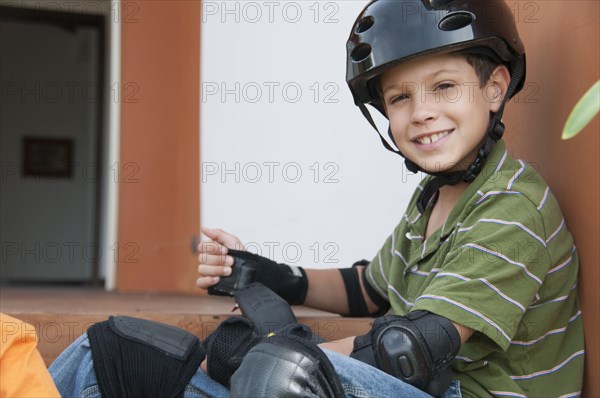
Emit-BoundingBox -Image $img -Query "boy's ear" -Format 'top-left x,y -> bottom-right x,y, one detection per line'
488,65 -> 511,112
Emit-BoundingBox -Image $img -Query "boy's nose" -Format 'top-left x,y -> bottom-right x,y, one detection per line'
410,99 -> 438,125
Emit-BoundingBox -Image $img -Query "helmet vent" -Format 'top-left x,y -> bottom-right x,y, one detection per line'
438,11 -> 475,31
350,43 -> 372,63
355,16 -> 374,34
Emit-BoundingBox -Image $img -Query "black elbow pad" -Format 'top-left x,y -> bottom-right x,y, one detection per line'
339,260 -> 390,317
339,264 -> 369,317
350,311 -> 461,396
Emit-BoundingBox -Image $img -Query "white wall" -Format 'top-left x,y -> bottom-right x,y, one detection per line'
200,1 -> 422,268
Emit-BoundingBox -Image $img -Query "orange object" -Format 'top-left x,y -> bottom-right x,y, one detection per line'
0,313 -> 60,398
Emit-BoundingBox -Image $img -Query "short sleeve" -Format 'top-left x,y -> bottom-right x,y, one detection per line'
412,193 -> 552,351
364,230 -> 399,304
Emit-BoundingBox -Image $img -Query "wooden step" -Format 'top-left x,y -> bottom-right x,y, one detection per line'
0,287 -> 372,366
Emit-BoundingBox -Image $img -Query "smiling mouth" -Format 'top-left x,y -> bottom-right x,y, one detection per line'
413,130 -> 453,145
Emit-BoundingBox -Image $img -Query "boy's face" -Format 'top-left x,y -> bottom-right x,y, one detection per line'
380,53 -> 508,174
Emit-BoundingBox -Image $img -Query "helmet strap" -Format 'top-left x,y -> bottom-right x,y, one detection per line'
357,101 -> 399,154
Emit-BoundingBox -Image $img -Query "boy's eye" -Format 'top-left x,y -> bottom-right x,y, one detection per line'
389,94 -> 410,104
435,82 -> 455,91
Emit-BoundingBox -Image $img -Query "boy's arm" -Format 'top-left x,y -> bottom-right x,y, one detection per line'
303,266 -> 381,315
197,228 -> 385,315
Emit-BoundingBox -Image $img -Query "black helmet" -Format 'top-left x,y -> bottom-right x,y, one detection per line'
345,0 -> 526,213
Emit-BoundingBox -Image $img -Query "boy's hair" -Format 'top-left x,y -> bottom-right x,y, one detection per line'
462,53 -> 501,87
375,52 -> 500,100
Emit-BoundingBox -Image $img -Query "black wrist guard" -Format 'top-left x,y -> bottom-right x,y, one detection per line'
208,249 -> 308,305
350,311 -> 461,396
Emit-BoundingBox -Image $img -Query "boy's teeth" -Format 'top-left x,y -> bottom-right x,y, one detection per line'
418,130 -> 449,144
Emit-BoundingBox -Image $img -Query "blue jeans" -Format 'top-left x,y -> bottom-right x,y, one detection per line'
49,333 -> 462,398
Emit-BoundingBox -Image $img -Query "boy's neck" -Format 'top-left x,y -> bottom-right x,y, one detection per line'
425,182 -> 469,239
438,181 -> 469,207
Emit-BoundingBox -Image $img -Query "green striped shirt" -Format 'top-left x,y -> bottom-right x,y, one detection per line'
365,140 -> 584,398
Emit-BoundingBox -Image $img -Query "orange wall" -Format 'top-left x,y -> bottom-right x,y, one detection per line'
503,3 -> 599,396
117,1 -> 201,293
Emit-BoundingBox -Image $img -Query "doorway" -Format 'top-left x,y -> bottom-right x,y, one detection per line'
0,6 -> 105,283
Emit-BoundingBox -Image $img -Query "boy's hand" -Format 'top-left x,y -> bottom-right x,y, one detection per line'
196,227 -> 244,289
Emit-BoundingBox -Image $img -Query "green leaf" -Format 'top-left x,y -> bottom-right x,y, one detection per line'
562,80 -> 600,140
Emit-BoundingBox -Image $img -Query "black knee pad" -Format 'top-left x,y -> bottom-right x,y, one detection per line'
234,282 -> 298,336
205,283 -> 317,387
87,316 -> 205,398
230,324 -> 345,398
204,316 -> 259,388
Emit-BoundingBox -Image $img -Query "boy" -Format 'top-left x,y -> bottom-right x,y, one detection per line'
197,1 -> 584,397
49,1 -> 584,397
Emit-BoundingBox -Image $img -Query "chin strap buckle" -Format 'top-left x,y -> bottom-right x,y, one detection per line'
463,147 -> 487,182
